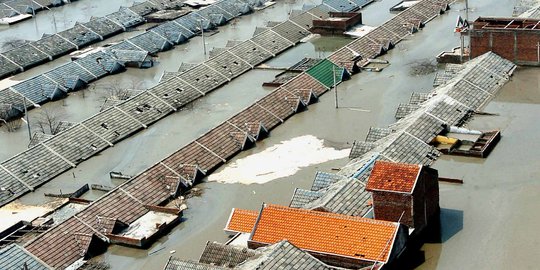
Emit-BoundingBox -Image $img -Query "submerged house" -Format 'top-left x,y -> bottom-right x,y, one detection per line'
226,204 -> 408,269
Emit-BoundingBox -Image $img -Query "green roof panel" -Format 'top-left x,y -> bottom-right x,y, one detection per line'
306,59 -> 344,88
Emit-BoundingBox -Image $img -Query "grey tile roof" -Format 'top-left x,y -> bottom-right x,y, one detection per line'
433,63 -> 462,87
197,4 -> 234,24
322,0 -> 359,12
303,179 -> 372,217
395,103 -> 420,120
1,143 -> 73,188
75,51 -> 124,79
0,166 -> 32,207
150,22 -> 192,44
128,31 -> 173,54
0,244 -> 51,270
228,40 -> 273,66
30,34 -> 77,59
365,127 -> 393,143
237,241 -> 345,270
115,91 -> 175,126
408,92 -> 430,105
251,29 -> 292,55
311,171 -> 348,191
10,75 -> 66,103
165,258 -> 226,270
176,64 -> 229,94
199,241 -> 260,267
269,20 -> 310,43
43,123 -> 110,164
2,43 -> 50,69
28,132 -> 54,148
381,132 -> 439,165
106,8 -> 145,29
402,113 -> 446,143
82,17 -> 124,38
349,141 -> 376,159
57,23 -> 102,47
350,0 -> 374,8
426,97 -> 470,126
205,50 -> 252,79
0,54 -> 21,78
44,62 -> 95,89
289,188 -> 322,208
54,121 -> 77,134
289,11 -> 319,29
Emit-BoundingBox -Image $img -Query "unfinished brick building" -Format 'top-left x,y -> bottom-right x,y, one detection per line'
470,17 -> 540,66
366,161 -> 439,231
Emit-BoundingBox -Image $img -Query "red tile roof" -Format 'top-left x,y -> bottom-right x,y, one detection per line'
225,208 -> 259,233
366,161 -> 422,193
249,204 -> 399,263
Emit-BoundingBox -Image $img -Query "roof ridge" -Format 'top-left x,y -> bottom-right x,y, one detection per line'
264,204 -> 397,227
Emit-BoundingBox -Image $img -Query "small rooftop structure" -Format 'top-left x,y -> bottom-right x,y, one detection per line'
366,161 -> 439,230
310,12 -> 363,35
470,17 -> 540,66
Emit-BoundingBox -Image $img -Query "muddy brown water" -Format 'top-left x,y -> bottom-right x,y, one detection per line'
3,0 -> 538,269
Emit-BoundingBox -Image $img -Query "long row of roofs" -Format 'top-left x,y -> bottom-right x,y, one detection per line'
0,0 -> 185,79
0,0 -> 455,208
0,0 -> 266,117
0,0 -> 456,268
342,51 -> 515,176
0,0 -> 324,208
0,0 -> 73,24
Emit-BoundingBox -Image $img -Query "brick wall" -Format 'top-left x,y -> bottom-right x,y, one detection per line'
372,192 -> 413,227
471,29 -> 540,65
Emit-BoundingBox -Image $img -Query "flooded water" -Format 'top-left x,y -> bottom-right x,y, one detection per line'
2,0 -> 536,269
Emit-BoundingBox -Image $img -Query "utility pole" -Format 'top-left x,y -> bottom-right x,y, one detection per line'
537,42 -> 539,64
17,93 -> 40,142
199,20 -> 207,59
333,66 -> 338,109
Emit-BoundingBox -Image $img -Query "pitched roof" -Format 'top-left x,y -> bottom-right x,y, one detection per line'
164,258 -> 226,270
303,179 -> 372,217
249,204 -> 399,263
366,161 -> 421,193
0,244 -> 51,270
225,208 -> 259,233
236,240 -> 345,270
199,241 -> 260,267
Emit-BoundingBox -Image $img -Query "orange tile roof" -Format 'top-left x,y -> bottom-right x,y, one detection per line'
249,204 -> 399,263
225,208 -> 259,233
366,161 -> 422,193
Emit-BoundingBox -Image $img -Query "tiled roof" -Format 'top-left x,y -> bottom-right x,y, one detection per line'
303,179 -> 372,217
164,258 -> 226,270
199,241 -> 260,267
225,208 -> 259,233
236,240 -> 345,269
249,204 -> 399,262
0,244 -> 51,270
366,161 -> 421,193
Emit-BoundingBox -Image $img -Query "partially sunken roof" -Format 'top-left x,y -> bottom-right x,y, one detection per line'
249,204 -> 399,263
225,208 -> 259,233
166,241 -> 345,270
0,244 -> 51,270
303,179 -> 372,217
199,241 -> 260,267
236,240 -> 345,270
366,161 -> 422,194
